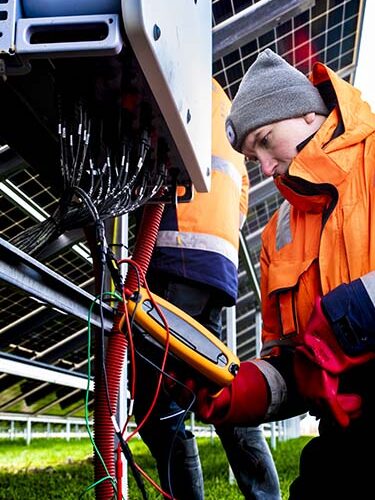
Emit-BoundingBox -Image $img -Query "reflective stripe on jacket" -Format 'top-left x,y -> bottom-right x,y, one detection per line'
260,61 -> 375,354
148,79 -> 249,305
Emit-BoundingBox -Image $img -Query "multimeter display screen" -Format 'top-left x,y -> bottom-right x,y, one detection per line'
142,300 -> 228,367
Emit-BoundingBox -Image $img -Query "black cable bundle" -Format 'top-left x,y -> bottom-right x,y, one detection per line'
9,98 -> 167,257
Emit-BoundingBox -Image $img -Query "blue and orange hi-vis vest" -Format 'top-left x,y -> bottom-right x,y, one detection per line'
148,78 -> 249,305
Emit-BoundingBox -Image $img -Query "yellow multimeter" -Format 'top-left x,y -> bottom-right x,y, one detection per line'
127,287 -> 240,387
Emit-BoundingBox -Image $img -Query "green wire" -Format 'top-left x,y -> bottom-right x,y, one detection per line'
78,475 -> 116,499
80,291 -> 123,498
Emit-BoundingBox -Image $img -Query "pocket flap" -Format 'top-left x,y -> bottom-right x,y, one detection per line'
268,258 -> 316,295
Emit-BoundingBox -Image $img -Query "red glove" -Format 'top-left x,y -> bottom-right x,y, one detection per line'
299,297 -> 375,374
165,361 -> 270,427
294,349 -> 362,427
295,297 -> 372,427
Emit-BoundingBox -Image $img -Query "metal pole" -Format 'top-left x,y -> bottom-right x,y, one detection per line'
270,421 -> 277,450
226,305 -> 237,353
255,310 -> 262,358
239,232 -> 261,306
116,214 -> 129,498
226,305 -> 237,485
10,420 -> 15,440
26,419 -> 31,445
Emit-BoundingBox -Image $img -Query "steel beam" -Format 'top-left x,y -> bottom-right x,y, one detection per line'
239,231 -> 261,306
0,237 -> 113,331
0,352 -> 93,391
213,0 -> 315,61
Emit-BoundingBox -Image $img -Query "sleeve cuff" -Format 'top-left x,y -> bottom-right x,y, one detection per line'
322,275 -> 375,356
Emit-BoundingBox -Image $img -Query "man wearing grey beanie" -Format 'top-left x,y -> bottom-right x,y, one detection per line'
170,48 -> 375,499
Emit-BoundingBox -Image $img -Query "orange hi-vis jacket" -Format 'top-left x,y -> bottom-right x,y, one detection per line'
149,79 -> 249,305
259,61 -> 375,356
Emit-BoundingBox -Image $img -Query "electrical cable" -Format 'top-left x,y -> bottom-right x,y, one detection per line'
116,258 -> 171,442
134,347 -> 197,499
111,256 -> 183,499
86,240 -> 186,499
9,99 -> 166,257
94,232 -> 152,499
86,290 -> 151,500
115,431 -> 148,500
117,258 -> 200,500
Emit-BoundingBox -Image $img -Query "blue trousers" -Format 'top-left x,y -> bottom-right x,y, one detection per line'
133,277 -> 281,499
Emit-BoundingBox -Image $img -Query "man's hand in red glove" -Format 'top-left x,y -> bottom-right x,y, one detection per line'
294,296 -> 374,427
294,349 -> 362,427
165,361 -> 270,427
299,297 -> 375,374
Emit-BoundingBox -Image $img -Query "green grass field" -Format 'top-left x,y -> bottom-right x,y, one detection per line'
0,435 -> 312,499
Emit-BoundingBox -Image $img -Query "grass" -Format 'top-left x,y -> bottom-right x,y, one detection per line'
0,435 -> 312,499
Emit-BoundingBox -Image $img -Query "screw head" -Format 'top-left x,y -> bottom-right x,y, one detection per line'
153,24 -> 161,41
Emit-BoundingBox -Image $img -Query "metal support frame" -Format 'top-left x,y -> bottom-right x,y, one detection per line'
239,231 -> 261,306
0,237 -> 113,331
213,0 -> 315,61
115,214 -> 129,495
0,351 -> 93,391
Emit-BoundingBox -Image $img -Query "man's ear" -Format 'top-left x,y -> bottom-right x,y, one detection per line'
304,112 -> 316,124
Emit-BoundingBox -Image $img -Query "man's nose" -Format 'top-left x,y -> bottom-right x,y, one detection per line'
259,155 -> 277,177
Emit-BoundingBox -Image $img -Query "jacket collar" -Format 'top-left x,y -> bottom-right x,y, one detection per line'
276,62 -> 375,210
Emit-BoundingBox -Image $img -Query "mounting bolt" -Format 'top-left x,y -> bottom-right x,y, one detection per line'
186,109 -> 191,123
153,24 -> 161,41
206,167 -> 210,176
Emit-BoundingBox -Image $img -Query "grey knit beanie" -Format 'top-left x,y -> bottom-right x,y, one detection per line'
225,49 -> 329,152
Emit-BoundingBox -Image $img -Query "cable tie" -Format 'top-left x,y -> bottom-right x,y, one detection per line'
111,415 -> 121,434
128,399 -> 134,416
